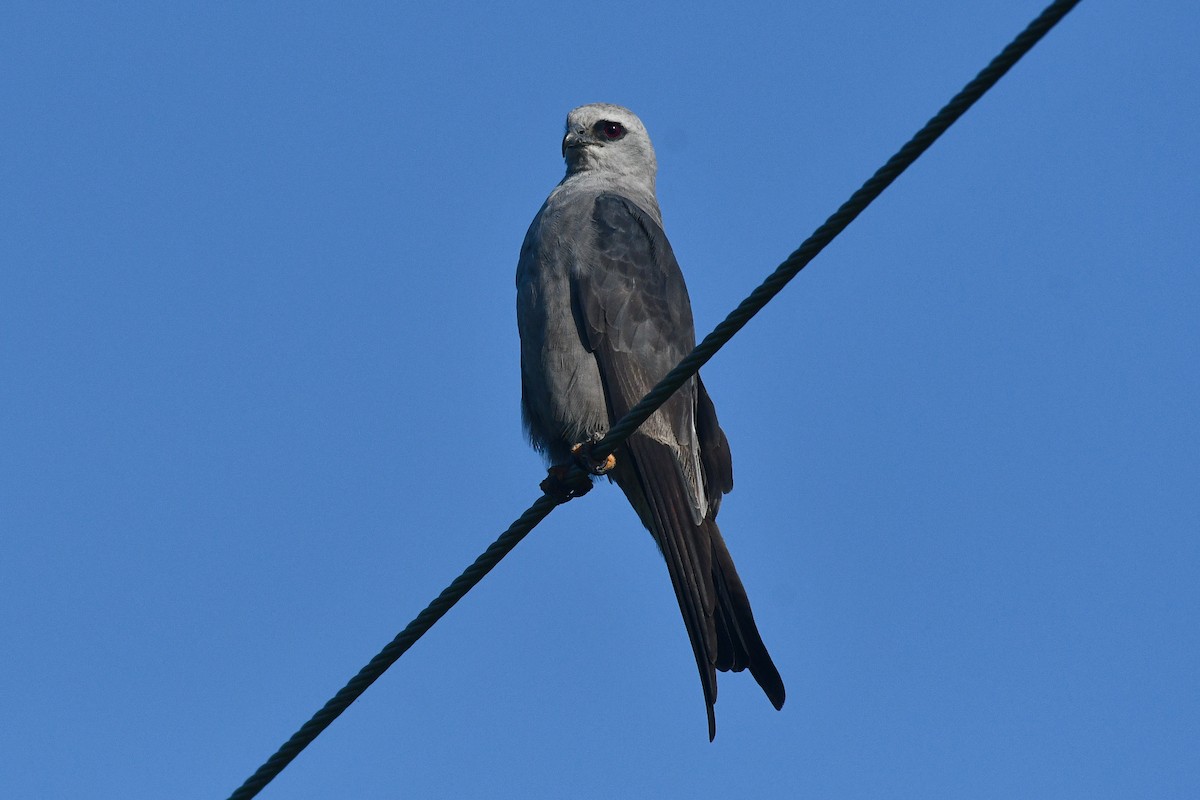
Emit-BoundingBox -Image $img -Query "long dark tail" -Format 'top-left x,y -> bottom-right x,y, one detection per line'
707,518 -> 786,709
615,433 -> 785,739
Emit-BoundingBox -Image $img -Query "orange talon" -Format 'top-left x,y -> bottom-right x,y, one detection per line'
571,441 -> 617,475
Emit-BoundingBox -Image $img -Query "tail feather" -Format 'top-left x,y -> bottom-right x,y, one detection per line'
615,433 -> 784,739
709,519 -> 785,709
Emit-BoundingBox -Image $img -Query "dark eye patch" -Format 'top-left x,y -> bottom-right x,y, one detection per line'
593,120 -> 627,141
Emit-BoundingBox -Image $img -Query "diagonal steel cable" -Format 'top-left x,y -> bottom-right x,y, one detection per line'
592,0 -> 1083,460
226,2 -> 1082,796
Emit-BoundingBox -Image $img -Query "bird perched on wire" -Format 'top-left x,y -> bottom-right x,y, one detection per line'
515,103 -> 784,739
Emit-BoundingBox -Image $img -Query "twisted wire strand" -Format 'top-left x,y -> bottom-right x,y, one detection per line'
226,2 -> 1082,796
227,494 -> 561,800
595,0 -> 1082,458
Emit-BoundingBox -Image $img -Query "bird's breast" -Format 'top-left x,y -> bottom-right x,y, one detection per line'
516,201 -> 610,463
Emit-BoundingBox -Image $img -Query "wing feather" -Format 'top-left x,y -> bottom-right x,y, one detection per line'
570,192 -> 784,737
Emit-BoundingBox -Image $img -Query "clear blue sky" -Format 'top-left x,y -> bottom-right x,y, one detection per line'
3,2 -> 1197,798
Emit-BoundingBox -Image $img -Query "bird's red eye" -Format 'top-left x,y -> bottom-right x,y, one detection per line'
594,120 -> 626,141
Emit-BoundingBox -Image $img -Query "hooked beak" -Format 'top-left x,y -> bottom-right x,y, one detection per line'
561,129 -> 593,158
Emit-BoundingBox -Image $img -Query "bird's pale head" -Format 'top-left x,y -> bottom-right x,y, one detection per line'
562,103 -> 658,183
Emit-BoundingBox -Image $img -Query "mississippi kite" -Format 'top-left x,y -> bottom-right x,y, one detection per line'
516,103 -> 785,739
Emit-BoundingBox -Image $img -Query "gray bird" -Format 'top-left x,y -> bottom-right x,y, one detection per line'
516,103 -> 785,739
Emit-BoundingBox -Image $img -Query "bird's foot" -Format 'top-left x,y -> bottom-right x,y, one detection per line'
539,437 -> 616,502
540,464 -> 594,501
571,436 -> 617,476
